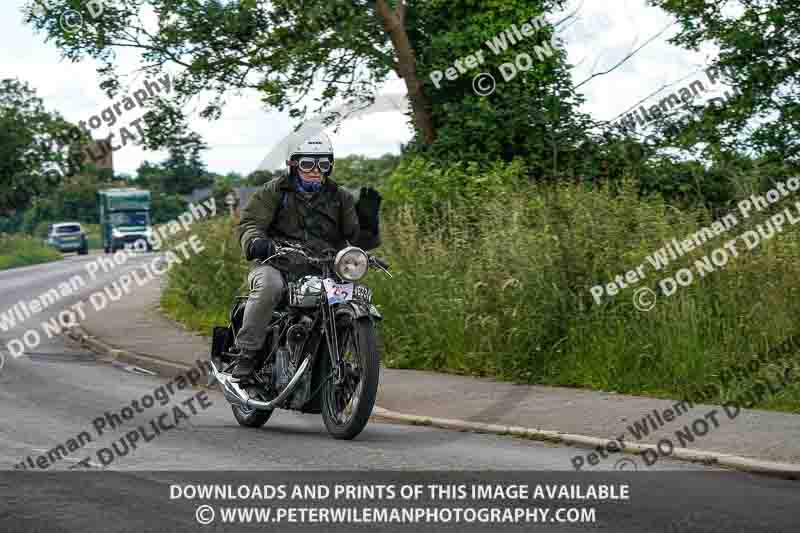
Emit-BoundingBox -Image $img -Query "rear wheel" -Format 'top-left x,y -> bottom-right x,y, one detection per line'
232,405 -> 273,428
321,318 -> 380,440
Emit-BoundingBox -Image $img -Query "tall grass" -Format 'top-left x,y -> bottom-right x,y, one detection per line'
0,233 -> 62,270
370,176 -> 800,411
160,217 -> 249,334
161,173 -> 800,411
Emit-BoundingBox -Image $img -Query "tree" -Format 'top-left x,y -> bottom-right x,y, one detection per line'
330,153 -> 400,188
18,164 -> 119,234
26,0 -> 588,171
0,78 -> 86,216
246,169 -> 278,187
150,191 -> 189,223
132,135 -> 213,196
649,0 -> 800,170
25,1 -> 430,143
132,161 -> 163,191
159,134 -> 213,195
403,0 -> 594,173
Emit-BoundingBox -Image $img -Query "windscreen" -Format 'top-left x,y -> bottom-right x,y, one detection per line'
109,211 -> 150,227
54,224 -> 81,234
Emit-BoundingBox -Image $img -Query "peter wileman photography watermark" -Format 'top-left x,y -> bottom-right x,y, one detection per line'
614,64 -> 742,132
428,15 -> 562,98
570,335 -> 800,471
45,73 -> 174,175
0,198 -> 216,361
14,360 -> 213,470
31,0 -> 108,33
589,176 -> 800,311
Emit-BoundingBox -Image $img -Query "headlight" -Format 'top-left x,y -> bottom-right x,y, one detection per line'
334,246 -> 368,281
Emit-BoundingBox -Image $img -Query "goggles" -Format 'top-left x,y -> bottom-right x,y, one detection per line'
292,156 -> 333,173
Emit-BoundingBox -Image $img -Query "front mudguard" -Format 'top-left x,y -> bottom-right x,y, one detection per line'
334,300 -> 383,322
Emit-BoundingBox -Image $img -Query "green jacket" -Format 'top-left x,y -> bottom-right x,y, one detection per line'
237,174 -> 375,271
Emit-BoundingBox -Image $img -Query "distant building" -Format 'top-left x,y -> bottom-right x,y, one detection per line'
182,187 -> 214,204
81,136 -> 114,172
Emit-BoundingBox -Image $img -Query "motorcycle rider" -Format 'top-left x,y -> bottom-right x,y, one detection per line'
232,131 -> 382,380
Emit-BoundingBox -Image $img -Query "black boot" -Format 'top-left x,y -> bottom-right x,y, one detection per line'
232,349 -> 259,380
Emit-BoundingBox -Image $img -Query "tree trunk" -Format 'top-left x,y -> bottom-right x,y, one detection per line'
374,0 -> 436,145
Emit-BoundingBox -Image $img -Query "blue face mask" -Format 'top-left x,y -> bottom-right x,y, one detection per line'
296,173 -> 323,192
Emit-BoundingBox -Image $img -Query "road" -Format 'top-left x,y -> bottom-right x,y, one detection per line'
0,254 -> 797,532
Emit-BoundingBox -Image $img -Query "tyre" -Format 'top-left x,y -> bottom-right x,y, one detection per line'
321,318 -> 380,440
231,404 -> 273,428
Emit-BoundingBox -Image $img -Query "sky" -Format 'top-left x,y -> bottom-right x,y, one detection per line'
1,0 -> 729,177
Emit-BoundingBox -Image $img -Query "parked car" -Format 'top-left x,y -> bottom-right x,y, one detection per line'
45,222 -> 89,255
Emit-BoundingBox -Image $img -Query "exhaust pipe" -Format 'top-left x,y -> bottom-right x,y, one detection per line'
210,357 -> 311,411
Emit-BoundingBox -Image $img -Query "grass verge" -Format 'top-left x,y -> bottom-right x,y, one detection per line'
0,233 -> 62,270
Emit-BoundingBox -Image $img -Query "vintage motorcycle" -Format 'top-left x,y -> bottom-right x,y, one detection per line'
209,242 -> 391,440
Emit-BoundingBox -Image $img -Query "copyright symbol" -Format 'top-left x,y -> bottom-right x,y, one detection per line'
60,9 -> 84,32
195,505 -> 215,525
633,287 -> 657,312
473,73 -> 496,96
615,457 -> 638,471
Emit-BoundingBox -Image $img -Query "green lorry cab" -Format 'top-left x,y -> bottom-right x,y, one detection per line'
97,188 -> 153,253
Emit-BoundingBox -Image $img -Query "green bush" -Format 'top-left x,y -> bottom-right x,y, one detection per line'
160,217 -> 248,334
0,233 -> 62,270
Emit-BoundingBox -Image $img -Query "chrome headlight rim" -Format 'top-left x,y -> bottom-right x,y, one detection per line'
334,246 -> 368,281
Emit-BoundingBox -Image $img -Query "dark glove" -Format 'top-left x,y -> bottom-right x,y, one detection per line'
248,238 -> 275,260
355,187 -> 382,233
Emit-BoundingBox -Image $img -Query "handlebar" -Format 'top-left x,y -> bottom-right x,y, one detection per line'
371,256 -> 390,270
262,246 -> 329,265
261,244 -> 390,272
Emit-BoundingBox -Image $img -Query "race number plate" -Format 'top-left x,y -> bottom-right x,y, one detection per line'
323,279 -> 354,304
353,285 -> 373,303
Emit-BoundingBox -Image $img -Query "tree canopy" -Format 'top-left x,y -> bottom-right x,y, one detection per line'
0,78 -> 87,216
648,0 -> 800,171
25,0 -> 593,173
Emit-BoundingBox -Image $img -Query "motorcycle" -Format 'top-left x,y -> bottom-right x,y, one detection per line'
208,242 -> 391,440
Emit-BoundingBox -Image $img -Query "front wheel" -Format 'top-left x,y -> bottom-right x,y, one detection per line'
321,318 -> 380,440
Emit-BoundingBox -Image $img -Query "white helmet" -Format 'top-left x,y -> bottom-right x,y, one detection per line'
286,130 -> 333,159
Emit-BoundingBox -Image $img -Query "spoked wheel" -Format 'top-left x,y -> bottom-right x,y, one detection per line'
232,404 -> 273,428
321,318 -> 380,440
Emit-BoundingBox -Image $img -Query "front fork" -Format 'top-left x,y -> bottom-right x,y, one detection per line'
322,301 -> 344,385
324,301 -> 362,386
